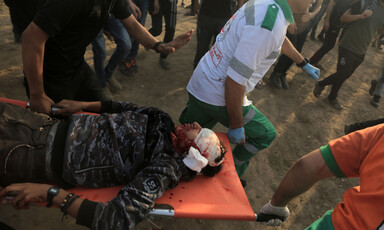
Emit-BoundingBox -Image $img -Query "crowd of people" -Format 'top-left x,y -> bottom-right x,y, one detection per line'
1,0 -> 384,229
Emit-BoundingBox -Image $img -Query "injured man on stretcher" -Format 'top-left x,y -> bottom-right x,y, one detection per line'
0,99 -> 226,230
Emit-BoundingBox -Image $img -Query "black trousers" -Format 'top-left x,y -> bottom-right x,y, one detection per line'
149,0 -> 177,59
319,46 -> 365,100
0,102 -> 58,186
193,14 -> 228,68
309,26 -> 341,65
272,29 -> 309,74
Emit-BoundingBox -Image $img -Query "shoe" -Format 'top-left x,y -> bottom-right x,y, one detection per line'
280,73 -> 289,89
269,72 -> 282,89
313,82 -> 325,98
106,76 -> 122,92
240,179 -> 247,188
119,59 -> 137,76
159,57 -> 171,70
370,95 -> 381,107
369,80 -> 377,96
102,86 -> 113,100
324,97 -> 343,110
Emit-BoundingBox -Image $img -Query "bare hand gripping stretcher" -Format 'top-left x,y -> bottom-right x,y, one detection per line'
0,97 -> 270,222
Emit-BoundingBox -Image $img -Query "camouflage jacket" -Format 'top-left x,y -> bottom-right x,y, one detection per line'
61,101 -> 182,229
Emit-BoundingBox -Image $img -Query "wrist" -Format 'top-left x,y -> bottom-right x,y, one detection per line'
153,41 -> 165,53
46,186 -> 61,207
296,57 -> 309,68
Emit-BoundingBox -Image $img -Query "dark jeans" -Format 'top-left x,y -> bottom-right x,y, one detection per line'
92,15 -> 131,87
272,29 -> 309,74
309,26 -> 341,65
309,2 -> 329,38
319,46 -> 365,99
193,14 -> 228,68
0,102 -> 58,186
149,0 -> 177,59
126,0 -> 150,61
24,61 -> 105,103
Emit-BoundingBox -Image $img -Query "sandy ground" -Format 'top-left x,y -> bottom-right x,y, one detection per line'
0,1 -> 384,229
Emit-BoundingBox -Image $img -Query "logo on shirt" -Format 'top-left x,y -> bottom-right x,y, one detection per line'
143,177 -> 161,194
217,11 -> 238,41
209,43 -> 223,67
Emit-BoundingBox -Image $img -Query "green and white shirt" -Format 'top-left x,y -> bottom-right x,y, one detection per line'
187,0 -> 294,106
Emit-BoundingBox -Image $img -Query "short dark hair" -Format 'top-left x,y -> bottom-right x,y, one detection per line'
180,143 -> 227,181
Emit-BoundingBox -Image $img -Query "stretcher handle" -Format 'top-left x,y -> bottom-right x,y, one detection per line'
256,213 -> 285,222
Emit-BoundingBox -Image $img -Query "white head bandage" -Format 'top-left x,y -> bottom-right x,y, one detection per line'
182,147 -> 209,172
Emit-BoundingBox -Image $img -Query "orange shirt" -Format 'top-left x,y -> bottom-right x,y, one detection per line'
320,124 -> 384,229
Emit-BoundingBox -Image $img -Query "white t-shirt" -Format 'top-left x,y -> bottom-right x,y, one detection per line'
187,0 -> 291,106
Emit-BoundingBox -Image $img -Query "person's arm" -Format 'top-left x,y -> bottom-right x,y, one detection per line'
340,9 -> 373,23
281,37 -> 320,79
270,149 -> 334,207
301,0 -> 323,23
323,0 -> 335,31
0,183 -> 84,219
225,77 -> 245,130
127,0 -> 141,18
22,22 -> 54,115
53,100 -> 139,115
225,77 -> 246,144
120,15 -> 193,54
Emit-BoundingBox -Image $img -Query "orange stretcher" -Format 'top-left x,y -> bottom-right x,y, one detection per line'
0,97 -> 257,221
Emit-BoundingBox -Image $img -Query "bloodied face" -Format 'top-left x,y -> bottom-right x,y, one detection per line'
172,122 -> 202,155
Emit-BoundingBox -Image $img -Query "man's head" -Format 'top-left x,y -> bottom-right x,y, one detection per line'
172,122 -> 227,178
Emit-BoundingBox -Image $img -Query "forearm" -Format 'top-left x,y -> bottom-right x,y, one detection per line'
324,0 -> 335,24
121,15 -> 158,49
52,189 -> 83,219
225,76 -> 245,129
281,37 -> 304,64
311,0 -> 323,16
340,11 -> 364,23
22,23 -> 48,97
270,149 -> 334,207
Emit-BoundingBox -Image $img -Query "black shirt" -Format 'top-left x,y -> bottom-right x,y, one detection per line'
32,0 -> 131,78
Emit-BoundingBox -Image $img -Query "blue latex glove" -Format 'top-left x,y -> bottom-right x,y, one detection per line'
228,127 -> 245,144
302,63 -> 320,80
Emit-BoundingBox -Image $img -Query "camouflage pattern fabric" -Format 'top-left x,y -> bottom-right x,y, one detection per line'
61,101 -> 182,229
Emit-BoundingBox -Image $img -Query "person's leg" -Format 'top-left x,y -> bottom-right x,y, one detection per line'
270,32 -> 301,89
327,48 -> 364,101
309,27 -> 340,65
103,15 -> 131,81
159,0 -> 177,69
73,61 -> 106,101
309,3 -> 328,40
179,93 -> 219,129
230,105 -> 276,177
91,30 -> 107,88
193,14 -> 215,69
121,0 -> 150,75
0,102 -> 57,186
370,66 -> 384,107
126,0 -> 149,61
